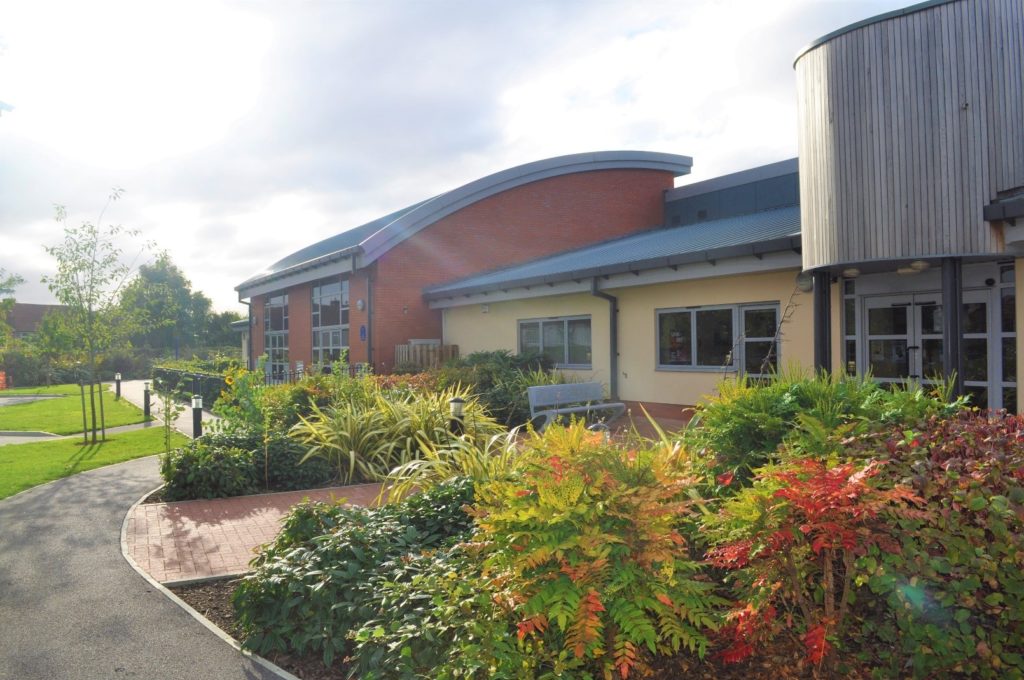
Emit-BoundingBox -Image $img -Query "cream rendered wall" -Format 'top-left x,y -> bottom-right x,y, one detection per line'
442,293 -> 611,385
615,269 -> 814,405
442,269 -> 816,407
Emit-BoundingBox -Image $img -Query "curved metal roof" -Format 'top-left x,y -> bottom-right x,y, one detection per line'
794,0 -> 958,66
236,151 -> 693,296
424,205 -> 801,300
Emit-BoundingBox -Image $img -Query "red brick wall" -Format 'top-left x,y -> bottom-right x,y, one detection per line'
370,168 -> 672,369
253,168 -> 673,371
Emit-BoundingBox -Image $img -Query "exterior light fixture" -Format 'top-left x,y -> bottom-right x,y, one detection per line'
192,395 -> 203,409
114,372 -> 122,381
910,260 -> 930,272
795,271 -> 814,292
896,266 -> 917,275
841,267 -> 861,279
356,299 -> 366,311
143,381 -> 150,391
448,397 -> 466,436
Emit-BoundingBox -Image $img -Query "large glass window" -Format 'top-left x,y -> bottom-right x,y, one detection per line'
656,303 -> 779,374
263,293 -> 289,379
518,316 -> 591,368
312,279 -> 350,366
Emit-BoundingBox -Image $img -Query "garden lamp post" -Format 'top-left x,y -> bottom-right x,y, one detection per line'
449,397 -> 466,436
143,381 -> 151,419
192,394 -> 203,439
114,372 -> 122,400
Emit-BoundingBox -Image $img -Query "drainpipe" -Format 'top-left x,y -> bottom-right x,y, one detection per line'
366,273 -> 374,370
590,278 -> 619,400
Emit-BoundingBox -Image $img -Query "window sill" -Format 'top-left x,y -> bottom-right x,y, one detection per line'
556,364 -> 593,370
656,365 -> 738,373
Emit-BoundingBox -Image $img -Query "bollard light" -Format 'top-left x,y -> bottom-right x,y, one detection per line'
115,372 -> 122,381
192,394 -> 203,439
114,372 -> 122,400
142,381 -> 151,419
448,397 -> 466,436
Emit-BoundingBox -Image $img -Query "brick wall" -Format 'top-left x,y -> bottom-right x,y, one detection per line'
370,168 -> 672,369
249,168 -> 673,371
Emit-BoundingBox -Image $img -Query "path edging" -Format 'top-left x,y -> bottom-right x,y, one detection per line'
120,485 -> 300,680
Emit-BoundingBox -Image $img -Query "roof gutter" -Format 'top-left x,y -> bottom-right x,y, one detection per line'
590,278 -> 619,400
235,247 -> 363,298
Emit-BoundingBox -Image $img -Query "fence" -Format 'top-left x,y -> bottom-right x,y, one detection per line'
263,363 -> 370,386
394,344 -> 459,370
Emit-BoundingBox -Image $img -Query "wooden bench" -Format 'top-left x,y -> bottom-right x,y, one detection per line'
527,382 -> 626,432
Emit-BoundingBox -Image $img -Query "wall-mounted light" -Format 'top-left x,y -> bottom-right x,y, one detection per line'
841,267 -> 861,279
795,271 -> 814,292
480,304 -> 489,313
356,299 -> 366,311
910,260 -> 930,272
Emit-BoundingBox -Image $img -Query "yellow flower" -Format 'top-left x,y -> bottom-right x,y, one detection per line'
225,375 -> 235,386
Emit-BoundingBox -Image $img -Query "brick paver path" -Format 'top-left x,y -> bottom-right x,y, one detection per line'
126,483 -> 382,584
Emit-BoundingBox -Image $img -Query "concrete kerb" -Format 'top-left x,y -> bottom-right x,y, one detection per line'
119,486 -> 300,680
0,430 -> 59,437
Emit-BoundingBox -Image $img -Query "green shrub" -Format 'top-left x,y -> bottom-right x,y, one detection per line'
435,350 -> 559,426
158,430 -> 334,500
290,385 -> 504,484
350,544 -> 535,680
159,442 -> 258,500
233,478 -> 476,666
684,371 -> 962,487
847,412 -> 1024,678
474,422 -> 724,678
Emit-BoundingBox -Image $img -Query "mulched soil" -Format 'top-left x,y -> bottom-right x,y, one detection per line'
170,580 -> 866,680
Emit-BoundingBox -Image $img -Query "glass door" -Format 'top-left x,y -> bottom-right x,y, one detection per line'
863,291 -> 993,405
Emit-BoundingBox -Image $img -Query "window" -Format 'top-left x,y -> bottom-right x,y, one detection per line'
518,316 -> 591,368
263,293 -> 289,379
312,279 -> 350,366
656,303 -> 779,374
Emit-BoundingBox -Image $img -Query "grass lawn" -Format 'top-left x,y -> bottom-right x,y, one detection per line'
0,427 -> 188,500
0,383 -> 148,434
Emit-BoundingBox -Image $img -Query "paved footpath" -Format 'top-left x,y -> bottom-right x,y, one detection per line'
0,455 -> 281,680
127,483 -> 382,583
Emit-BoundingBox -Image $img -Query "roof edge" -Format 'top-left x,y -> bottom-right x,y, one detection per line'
359,150 -> 693,264
667,158 -> 797,201
794,0 -> 960,67
423,235 -> 802,301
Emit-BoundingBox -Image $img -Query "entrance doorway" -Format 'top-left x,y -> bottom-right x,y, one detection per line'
862,290 -> 995,406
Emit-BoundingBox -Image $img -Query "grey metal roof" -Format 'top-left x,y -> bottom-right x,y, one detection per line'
423,205 -> 802,300
235,151 -> 693,297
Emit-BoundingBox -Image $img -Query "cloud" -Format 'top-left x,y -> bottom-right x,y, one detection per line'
0,0 -> 912,311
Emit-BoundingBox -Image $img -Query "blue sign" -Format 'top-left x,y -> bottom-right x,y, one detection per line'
359,325 -> 367,342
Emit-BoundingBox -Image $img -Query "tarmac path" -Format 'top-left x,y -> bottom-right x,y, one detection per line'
0,455 -> 281,680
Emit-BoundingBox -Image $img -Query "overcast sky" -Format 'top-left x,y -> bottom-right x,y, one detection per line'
0,0 -> 910,313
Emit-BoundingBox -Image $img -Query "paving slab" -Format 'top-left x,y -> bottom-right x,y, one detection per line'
126,483 -> 383,584
0,455 -> 283,680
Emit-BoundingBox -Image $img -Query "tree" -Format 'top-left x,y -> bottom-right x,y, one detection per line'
0,268 -> 24,348
118,252 -> 197,352
205,309 -> 244,347
43,190 -> 147,443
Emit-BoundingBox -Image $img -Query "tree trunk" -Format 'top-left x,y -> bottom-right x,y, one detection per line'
79,377 -> 88,444
88,378 -> 98,444
97,372 -> 107,441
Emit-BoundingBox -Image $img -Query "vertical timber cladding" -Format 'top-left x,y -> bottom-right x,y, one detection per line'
796,0 -> 1024,271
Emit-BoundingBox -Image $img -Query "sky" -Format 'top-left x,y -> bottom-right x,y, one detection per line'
0,0 -> 912,313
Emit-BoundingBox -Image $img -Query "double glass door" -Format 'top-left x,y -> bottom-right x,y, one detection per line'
864,291 -> 990,397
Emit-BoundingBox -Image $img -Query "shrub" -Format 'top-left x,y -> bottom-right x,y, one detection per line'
704,458 -> 925,669
349,544 -> 535,680
233,478 -> 476,666
847,412 -> 1024,678
159,442 -> 258,500
289,385 -> 504,485
158,430 -> 334,500
684,371 -> 962,487
435,350 -> 558,426
473,422 -> 724,678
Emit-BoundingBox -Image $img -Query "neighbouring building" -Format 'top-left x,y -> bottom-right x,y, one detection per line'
4,303 -> 65,340
237,0 -> 1023,415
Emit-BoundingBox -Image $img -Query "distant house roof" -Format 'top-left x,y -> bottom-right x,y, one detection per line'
423,205 -> 802,301
6,303 -> 65,335
235,151 -> 694,298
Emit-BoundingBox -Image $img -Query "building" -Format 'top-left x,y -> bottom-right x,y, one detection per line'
237,0 -> 1023,415
236,152 -> 694,377
4,303 -> 65,340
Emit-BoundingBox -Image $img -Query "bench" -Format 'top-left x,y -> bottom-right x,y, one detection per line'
527,382 -> 626,433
